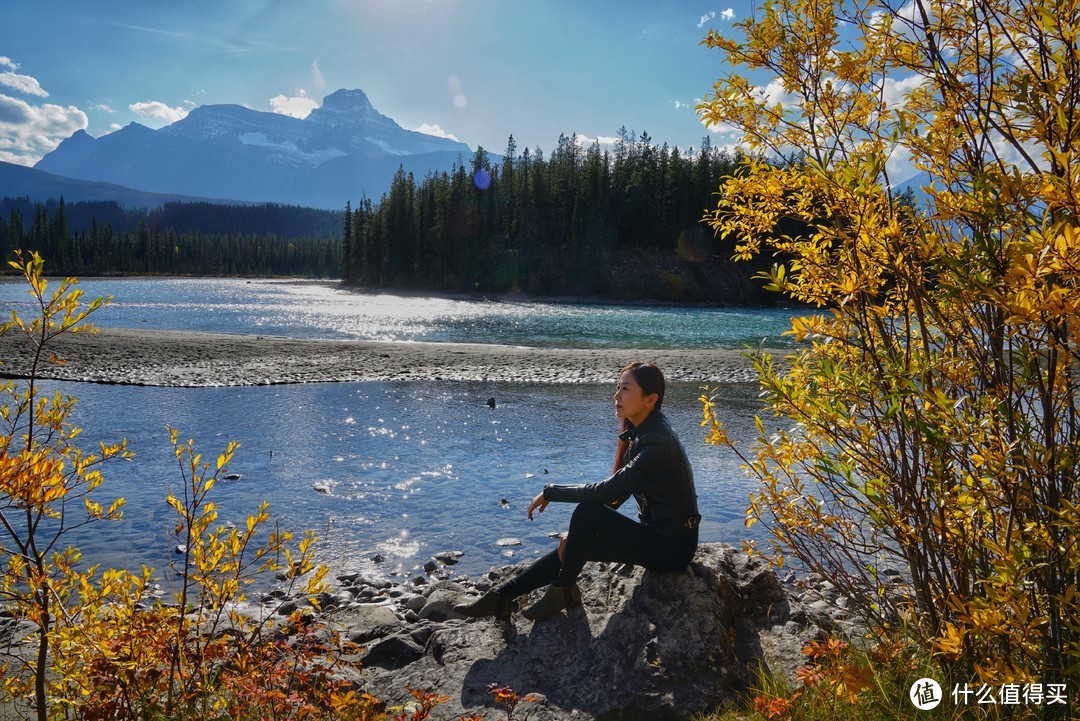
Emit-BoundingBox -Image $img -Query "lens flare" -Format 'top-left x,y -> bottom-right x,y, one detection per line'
675,226 -> 711,262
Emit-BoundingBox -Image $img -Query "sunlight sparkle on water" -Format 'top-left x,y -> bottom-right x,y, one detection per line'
0,277 -> 797,348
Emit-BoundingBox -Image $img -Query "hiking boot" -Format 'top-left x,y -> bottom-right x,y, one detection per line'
454,590 -> 512,621
521,583 -> 581,621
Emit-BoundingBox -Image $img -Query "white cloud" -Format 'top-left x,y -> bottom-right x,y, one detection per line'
94,103 -> 115,113
269,89 -> 319,118
886,144 -> 918,185
110,123 -> 122,131
700,116 -> 743,140
0,71 -> 48,98
0,56 -> 48,98
129,100 -> 189,125
413,123 -> 460,141
698,11 -> 716,28
311,61 -> 325,94
756,78 -> 800,108
0,92 -> 88,165
577,134 -> 618,146
881,74 -> 926,108
721,8 -> 735,20
672,100 -> 690,110
874,0 -> 935,46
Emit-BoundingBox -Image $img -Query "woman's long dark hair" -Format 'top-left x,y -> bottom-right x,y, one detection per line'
613,361 -> 666,472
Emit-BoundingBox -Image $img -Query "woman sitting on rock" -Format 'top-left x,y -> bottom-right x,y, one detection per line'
455,361 -> 701,622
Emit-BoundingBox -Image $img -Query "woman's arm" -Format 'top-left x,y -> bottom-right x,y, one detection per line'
541,436 -> 671,504
527,491 -> 550,520
527,494 -> 567,560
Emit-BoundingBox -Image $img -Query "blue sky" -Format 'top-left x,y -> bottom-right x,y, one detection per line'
1,1 -> 751,167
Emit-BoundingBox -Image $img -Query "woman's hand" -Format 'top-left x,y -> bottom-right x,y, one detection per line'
527,492 -> 549,521
558,535 -> 567,562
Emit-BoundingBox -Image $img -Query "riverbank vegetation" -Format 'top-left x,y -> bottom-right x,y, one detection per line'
697,634 -> 1049,721
0,199 -> 341,277
699,0 -> 1080,717
0,252 -> 359,720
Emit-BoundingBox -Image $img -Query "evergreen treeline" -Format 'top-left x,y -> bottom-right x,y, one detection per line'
0,129 -> 773,301
342,130 -> 752,296
0,198 -> 341,276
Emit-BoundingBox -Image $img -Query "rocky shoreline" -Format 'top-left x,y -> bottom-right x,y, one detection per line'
278,543 -> 860,720
1,543 -> 862,721
0,327 -> 778,387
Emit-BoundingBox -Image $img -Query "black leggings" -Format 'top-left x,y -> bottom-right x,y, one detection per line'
496,502 -> 698,597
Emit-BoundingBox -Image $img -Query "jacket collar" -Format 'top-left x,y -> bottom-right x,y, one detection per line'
619,408 -> 665,441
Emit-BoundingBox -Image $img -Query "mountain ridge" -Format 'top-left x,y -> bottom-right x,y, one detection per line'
0,160 -> 257,209
34,89 -> 475,210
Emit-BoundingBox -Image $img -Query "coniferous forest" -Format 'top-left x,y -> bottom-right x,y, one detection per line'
1,130 -> 781,303
341,131 -> 776,301
0,198 -> 342,277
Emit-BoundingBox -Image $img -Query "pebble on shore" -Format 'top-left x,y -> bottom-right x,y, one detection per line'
0,327 -> 777,388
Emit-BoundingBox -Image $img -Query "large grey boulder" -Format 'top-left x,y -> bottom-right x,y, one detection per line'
331,603 -> 403,645
355,543 -> 852,721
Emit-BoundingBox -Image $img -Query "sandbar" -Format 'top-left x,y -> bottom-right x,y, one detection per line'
0,327 -> 777,387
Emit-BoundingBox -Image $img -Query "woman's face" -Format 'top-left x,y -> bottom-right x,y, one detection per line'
614,369 -> 656,424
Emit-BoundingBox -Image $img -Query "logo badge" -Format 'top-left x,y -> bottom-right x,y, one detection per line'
910,678 -> 942,710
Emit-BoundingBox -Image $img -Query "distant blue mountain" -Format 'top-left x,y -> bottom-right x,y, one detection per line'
35,89 -> 476,210
892,170 -> 934,208
0,160 -> 253,208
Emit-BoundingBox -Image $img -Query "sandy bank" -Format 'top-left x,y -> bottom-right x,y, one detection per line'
0,328 -> 780,388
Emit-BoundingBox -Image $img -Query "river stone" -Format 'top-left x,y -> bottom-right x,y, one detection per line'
357,543 -> 850,721
360,633 -> 425,670
414,581 -> 470,622
331,604 -> 403,645
434,550 -> 464,565
276,600 -> 300,616
421,580 -> 469,599
416,600 -> 458,622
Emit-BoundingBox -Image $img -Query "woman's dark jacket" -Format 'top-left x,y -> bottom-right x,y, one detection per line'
542,409 -> 700,535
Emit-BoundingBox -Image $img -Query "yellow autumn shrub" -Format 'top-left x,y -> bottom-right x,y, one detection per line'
698,0 -> 1080,705
0,252 -> 383,720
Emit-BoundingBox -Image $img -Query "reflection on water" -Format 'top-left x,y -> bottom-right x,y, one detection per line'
45,379 -> 769,583
0,277 -> 797,349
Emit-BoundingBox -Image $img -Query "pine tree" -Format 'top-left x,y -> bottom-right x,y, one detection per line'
341,200 -> 353,282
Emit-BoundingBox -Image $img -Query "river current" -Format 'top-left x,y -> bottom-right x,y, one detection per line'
0,278 -> 794,584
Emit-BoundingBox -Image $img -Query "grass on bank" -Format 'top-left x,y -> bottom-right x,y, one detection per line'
695,633 -> 1053,721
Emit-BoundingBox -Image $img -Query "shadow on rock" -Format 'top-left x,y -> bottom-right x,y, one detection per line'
357,543 -> 858,721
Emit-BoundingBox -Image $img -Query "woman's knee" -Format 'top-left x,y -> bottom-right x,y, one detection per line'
569,501 -> 609,525
570,505 -> 613,520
